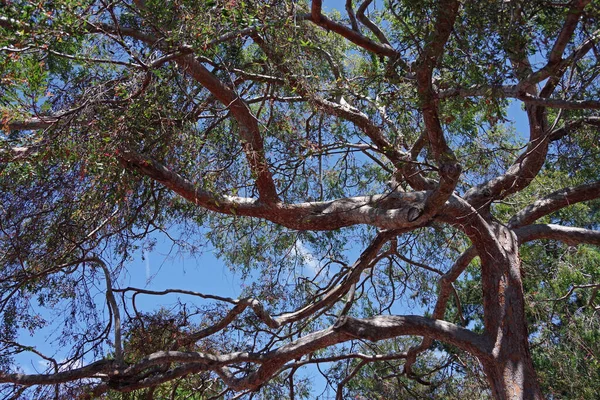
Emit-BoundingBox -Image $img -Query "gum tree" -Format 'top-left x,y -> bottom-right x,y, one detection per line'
1,0 -> 599,398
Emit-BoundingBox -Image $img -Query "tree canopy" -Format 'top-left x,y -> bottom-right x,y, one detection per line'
1,0 -> 600,398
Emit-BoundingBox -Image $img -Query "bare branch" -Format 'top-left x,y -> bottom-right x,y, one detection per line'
357,0 -> 391,46
276,231 -> 395,325
516,224 -> 600,246
542,283 -> 600,303
119,148 -> 430,231
305,3 -> 398,58
404,246 -> 477,374
516,93 -> 600,110
86,257 -> 124,365
509,181 -> 600,228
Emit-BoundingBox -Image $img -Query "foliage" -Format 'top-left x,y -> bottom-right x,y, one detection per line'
1,0 -> 600,399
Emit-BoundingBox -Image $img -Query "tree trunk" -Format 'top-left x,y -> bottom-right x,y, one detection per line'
480,224 -> 544,400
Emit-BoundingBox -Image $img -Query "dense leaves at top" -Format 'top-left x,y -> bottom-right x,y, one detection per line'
1,0 -> 599,398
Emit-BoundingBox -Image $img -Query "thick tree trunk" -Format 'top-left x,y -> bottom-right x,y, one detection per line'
480,224 -> 544,400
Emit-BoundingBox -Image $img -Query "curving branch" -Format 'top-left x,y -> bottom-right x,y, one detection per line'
410,0 -> 462,216
403,246 -> 478,374
217,315 -> 488,392
275,231 -> 395,325
508,181 -> 600,228
175,56 -> 279,203
87,257 -> 123,364
306,2 -> 397,58
250,34 -> 408,173
463,4 -> 599,211
356,0 -> 391,46
118,149 -> 430,230
0,315 -> 487,393
462,1 -> 548,210
114,287 -> 280,332
548,116 -> 600,141
414,0 -> 460,164
345,0 -> 361,32
91,14 -> 281,204
517,0 -> 591,90
515,224 -> 600,246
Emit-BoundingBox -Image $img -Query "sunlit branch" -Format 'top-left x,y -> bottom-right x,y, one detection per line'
86,256 -> 123,364
0,314 -> 486,394
515,224 -> 600,246
508,181 -> 600,228
251,34 -> 409,173
356,0 -> 391,46
217,314 -> 488,392
276,231 -> 395,325
305,2 -> 398,58
403,246 -> 477,374
119,148 -> 431,230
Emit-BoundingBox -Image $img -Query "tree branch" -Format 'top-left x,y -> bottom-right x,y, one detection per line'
356,0 -> 391,46
118,149 -> 430,231
413,0 -> 462,215
515,224 -> 600,246
508,181 -> 600,228
517,0 -> 591,90
176,55 -> 279,203
516,93 -> 600,110
305,3 -> 397,58
276,231 -> 395,325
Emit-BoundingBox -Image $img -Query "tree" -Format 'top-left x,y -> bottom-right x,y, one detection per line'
1,0 -> 599,398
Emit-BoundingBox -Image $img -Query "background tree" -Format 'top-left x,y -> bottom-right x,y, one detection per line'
1,0 -> 600,398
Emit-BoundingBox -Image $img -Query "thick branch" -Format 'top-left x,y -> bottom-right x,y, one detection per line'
0,315 -> 486,393
508,181 -> 600,228
356,0 -> 391,46
176,55 -> 278,203
414,0 -> 460,163
516,93 -> 600,110
515,224 -> 600,246
0,360 -> 114,386
220,315 -> 487,392
119,149 -> 429,231
413,0 -> 462,215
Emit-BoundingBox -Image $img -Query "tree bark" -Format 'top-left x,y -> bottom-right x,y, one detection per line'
480,224 -> 544,400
